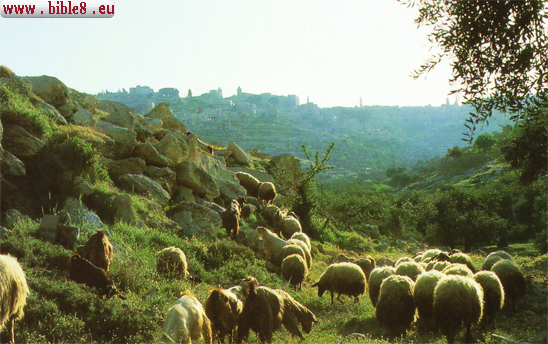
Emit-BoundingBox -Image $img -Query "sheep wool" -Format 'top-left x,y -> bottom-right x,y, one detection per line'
369,266 -> 396,307
286,238 -> 311,269
421,248 -> 444,262
376,275 -> 416,337
290,232 -> 311,252
282,254 -> 308,290
449,252 -> 477,273
157,246 -> 188,279
474,271 -> 505,328
433,275 -> 483,344
491,259 -> 526,311
280,216 -> 302,239
258,182 -> 277,205
442,263 -> 474,278
394,256 -> 414,267
0,254 -> 29,344
482,250 -> 513,271
227,276 -> 259,302
159,295 -> 212,344
395,261 -> 425,281
205,288 -> 242,343
256,226 -> 287,265
235,171 -> 261,198
413,270 -> 445,330
431,261 -> 452,272
312,262 -> 366,304
280,244 -> 306,263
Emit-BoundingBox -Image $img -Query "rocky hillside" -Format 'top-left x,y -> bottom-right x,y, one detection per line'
0,66 -> 298,242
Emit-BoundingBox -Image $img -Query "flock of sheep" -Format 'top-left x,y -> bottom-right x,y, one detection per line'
0,171 -> 529,344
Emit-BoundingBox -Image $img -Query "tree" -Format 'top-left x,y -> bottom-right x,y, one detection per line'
400,0 -> 548,141
473,133 -> 497,151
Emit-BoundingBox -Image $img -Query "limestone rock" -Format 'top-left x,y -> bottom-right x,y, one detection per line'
1,150 -> 26,176
35,101 -> 68,125
70,89 -> 98,112
227,141 -> 253,166
168,201 -> 222,237
114,193 -> 136,224
3,209 -> 31,229
118,174 -> 171,205
133,142 -> 172,167
94,120 -> 137,159
270,154 -> 303,180
155,132 -> 189,164
70,108 -> 97,126
107,157 -> 146,179
37,214 -> 59,243
143,117 -> 163,134
2,124 -> 44,158
175,152 -> 246,201
145,103 -> 186,133
145,166 -> 176,193
73,176 -> 94,196
24,75 -> 69,108
59,197 -> 105,234
57,101 -> 80,119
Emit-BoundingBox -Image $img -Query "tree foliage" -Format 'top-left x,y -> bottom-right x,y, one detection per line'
400,0 -> 548,141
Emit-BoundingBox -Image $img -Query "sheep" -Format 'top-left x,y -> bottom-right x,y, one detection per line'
256,226 -> 286,265
421,248 -> 444,262
157,246 -> 188,279
227,276 -> 259,302
442,263 -> 474,278
286,238 -> 311,269
273,288 -> 318,339
222,198 -> 241,239
449,252 -> 477,273
395,261 -> 425,281
76,230 -> 114,271
159,294 -> 212,344
430,260 -> 452,272
282,254 -> 308,290
369,266 -> 396,307
68,253 -> 124,300
260,205 -> 282,228
280,244 -> 306,263
482,250 -> 513,271
279,215 -> 302,239
433,275 -> 484,344
491,259 -> 527,311
0,254 -> 29,344
376,257 -> 395,267
334,254 -> 376,281
413,270 -> 445,331
290,232 -> 311,252
375,275 -> 416,338
312,262 -> 366,304
258,182 -> 277,206
394,256 -> 414,267
474,271 -> 505,328
204,288 -> 242,343
236,283 -> 284,343
235,171 -> 261,198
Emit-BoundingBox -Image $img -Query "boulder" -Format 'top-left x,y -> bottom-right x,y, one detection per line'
57,101 -> 80,119
35,101 -> 68,125
114,193 -> 136,224
227,141 -> 253,166
73,176 -> 94,196
70,89 -> 98,112
0,74 -> 34,99
70,108 -> 97,126
133,142 -> 172,167
155,132 -> 189,164
143,117 -> 163,134
107,157 -> 146,179
145,166 -> 176,193
1,150 -> 26,176
145,103 -> 186,133
0,226 -> 10,240
175,152 -> 246,202
270,154 -> 303,180
168,201 -> 222,237
2,209 -> 31,229
56,224 -> 80,248
2,124 -> 44,158
24,75 -> 69,108
171,186 -> 195,203
37,214 -> 59,243
94,120 -> 137,159
59,197 -> 105,234
118,174 -> 171,205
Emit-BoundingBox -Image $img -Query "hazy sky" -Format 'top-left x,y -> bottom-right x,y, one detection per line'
0,0 -> 457,108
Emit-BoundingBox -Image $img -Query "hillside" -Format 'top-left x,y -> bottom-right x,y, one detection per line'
0,67 -> 546,344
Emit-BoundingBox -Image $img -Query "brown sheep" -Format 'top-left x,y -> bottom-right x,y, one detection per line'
236,282 -> 284,343
68,253 -> 124,300
76,230 -> 114,271
274,289 -> 318,339
0,254 -> 29,344
205,288 -> 242,343
222,199 -> 241,239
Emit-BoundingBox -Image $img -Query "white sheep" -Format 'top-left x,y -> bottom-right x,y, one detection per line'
449,252 -> 477,273
258,182 -> 277,205
413,270 -> 445,331
481,250 -> 513,271
333,254 -> 376,281
433,275 -> 483,344
158,294 -> 212,344
368,266 -> 396,307
280,244 -> 306,263
474,271 -> 505,328
312,262 -> 366,304
227,276 -> 259,302
157,246 -> 188,279
290,232 -> 311,252
375,274 -> 416,337
0,254 -> 29,344
286,238 -> 311,269
235,171 -> 261,198
282,254 -> 308,290
442,263 -> 474,278
491,259 -> 526,311
256,226 -> 286,265
395,261 -> 425,281
279,215 -> 302,239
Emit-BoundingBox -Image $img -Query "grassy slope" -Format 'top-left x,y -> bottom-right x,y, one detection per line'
2,215 -> 546,344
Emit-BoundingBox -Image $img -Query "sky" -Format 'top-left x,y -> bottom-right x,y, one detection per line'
0,0 -> 457,108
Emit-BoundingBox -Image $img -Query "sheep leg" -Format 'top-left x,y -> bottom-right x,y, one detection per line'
8,316 -> 15,344
464,324 -> 472,344
330,291 -> 334,304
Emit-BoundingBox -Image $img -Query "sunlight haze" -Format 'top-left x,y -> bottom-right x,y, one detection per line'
0,0 -> 456,107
